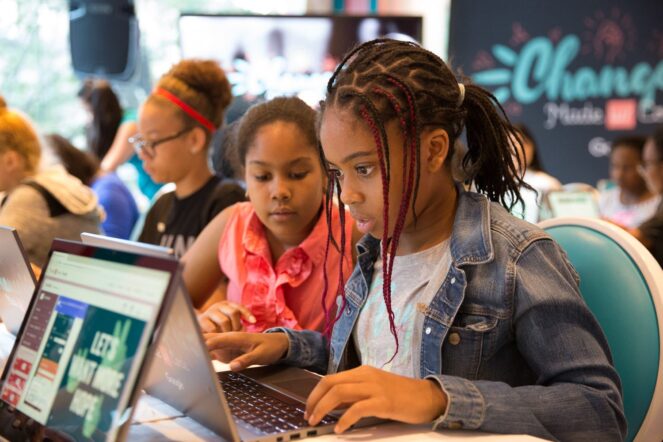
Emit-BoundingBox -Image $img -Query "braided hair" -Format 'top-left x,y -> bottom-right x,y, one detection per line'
319,39 -> 526,357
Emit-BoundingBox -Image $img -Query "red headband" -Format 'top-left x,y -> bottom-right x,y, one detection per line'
153,87 -> 216,133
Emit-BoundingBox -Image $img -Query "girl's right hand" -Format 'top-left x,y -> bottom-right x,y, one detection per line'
197,300 -> 257,333
204,332 -> 290,371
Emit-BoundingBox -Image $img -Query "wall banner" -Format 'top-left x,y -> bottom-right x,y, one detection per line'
448,0 -> 663,184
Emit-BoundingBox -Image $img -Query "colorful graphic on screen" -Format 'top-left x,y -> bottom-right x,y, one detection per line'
0,250 -> 171,441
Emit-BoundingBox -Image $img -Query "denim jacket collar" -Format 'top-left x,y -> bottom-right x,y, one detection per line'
355,188 -> 494,269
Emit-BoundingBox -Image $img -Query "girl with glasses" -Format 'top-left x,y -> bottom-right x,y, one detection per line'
182,96 -> 358,334
135,59 -> 245,258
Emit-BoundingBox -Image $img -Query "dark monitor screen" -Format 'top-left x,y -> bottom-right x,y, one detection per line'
178,14 -> 423,106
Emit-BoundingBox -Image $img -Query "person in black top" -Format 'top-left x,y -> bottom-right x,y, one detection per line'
138,175 -> 244,257
134,59 -> 245,257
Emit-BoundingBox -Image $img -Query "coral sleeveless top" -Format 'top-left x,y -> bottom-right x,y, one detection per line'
218,202 -> 354,332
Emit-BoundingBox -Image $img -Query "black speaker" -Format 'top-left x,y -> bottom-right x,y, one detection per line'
69,0 -> 140,80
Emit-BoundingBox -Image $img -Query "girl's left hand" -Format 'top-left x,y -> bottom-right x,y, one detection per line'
305,365 -> 448,433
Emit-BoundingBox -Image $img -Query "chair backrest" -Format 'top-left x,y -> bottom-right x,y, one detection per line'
539,217 -> 663,442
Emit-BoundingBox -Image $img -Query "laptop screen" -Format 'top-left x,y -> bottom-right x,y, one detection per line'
0,242 -> 176,441
546,190 -> 600,219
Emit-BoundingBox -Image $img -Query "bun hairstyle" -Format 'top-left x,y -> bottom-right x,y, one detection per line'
0,95 -> 42,174
152,59 -> 232,134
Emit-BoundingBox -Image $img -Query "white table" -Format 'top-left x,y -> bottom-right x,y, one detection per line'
129,392 -> 543,441
0,324 -> 545,441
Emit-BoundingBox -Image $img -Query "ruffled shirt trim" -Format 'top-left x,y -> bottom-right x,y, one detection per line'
239,205 -> 338,331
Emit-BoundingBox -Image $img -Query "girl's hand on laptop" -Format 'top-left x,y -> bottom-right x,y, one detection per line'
305,365 -> 448,433
204,332 -> 289,371
197,301 -> 257,333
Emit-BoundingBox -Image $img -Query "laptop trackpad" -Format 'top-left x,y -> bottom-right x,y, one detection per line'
241,365 -> 322,402
241,365 -> 385,426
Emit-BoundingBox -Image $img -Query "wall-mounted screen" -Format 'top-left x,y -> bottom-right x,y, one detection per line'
178,14 -> 423,109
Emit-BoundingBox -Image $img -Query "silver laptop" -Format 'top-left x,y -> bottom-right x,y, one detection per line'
0,226 -> 37,336
147,279 -> 343,442
81,233 -> 345,441
0,239 -> 179,441
81,232 -> 174,258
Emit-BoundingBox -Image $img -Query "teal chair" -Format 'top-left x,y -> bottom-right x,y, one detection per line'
539,217 -> 663,442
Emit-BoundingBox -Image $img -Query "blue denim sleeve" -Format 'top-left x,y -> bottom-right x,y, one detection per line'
265,327 -> 329,374
426,238 -> 626,441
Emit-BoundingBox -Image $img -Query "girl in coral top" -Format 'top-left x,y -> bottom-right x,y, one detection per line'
182,97 -> 358,333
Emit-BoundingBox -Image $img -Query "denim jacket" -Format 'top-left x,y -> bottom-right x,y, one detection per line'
271,190 -> 626,441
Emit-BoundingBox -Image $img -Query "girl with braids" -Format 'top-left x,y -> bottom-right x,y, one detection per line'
205,40 -> 625,440
183,96 -> 357,333
134,59 -> 245,257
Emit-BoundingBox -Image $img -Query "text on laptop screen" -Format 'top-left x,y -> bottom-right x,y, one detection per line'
0,250 -> 171,440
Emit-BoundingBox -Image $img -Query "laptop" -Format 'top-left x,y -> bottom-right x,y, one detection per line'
0,239 -> 179,441
80,233 -> 347,441
81,232 -> 174,258
545,190 -> 601,219
0,226 -> 37,336
146,278 -> 344,442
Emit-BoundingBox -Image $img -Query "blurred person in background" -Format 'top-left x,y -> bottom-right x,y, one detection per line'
599,135 -> 660,228
47,133 -> 138,239
0,96 -> 102,267
509,123 -> 562,223
79,78 -> 163,201
78,78 -> 122,162
624,127 -> 663,266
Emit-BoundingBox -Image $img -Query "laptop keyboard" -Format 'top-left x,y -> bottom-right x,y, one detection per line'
218,371 -> 337,435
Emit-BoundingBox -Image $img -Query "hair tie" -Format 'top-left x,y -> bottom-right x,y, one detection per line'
457,83 -> 465,107
153,87 -> 216,133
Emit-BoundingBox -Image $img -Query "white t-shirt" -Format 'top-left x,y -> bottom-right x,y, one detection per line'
353,238 -> 451,377
599,187 -> 661,228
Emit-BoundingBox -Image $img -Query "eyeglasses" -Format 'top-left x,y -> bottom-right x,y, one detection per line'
129,127 -> 192,158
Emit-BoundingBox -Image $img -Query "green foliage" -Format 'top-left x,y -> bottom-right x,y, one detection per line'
0,0 -> 83,138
